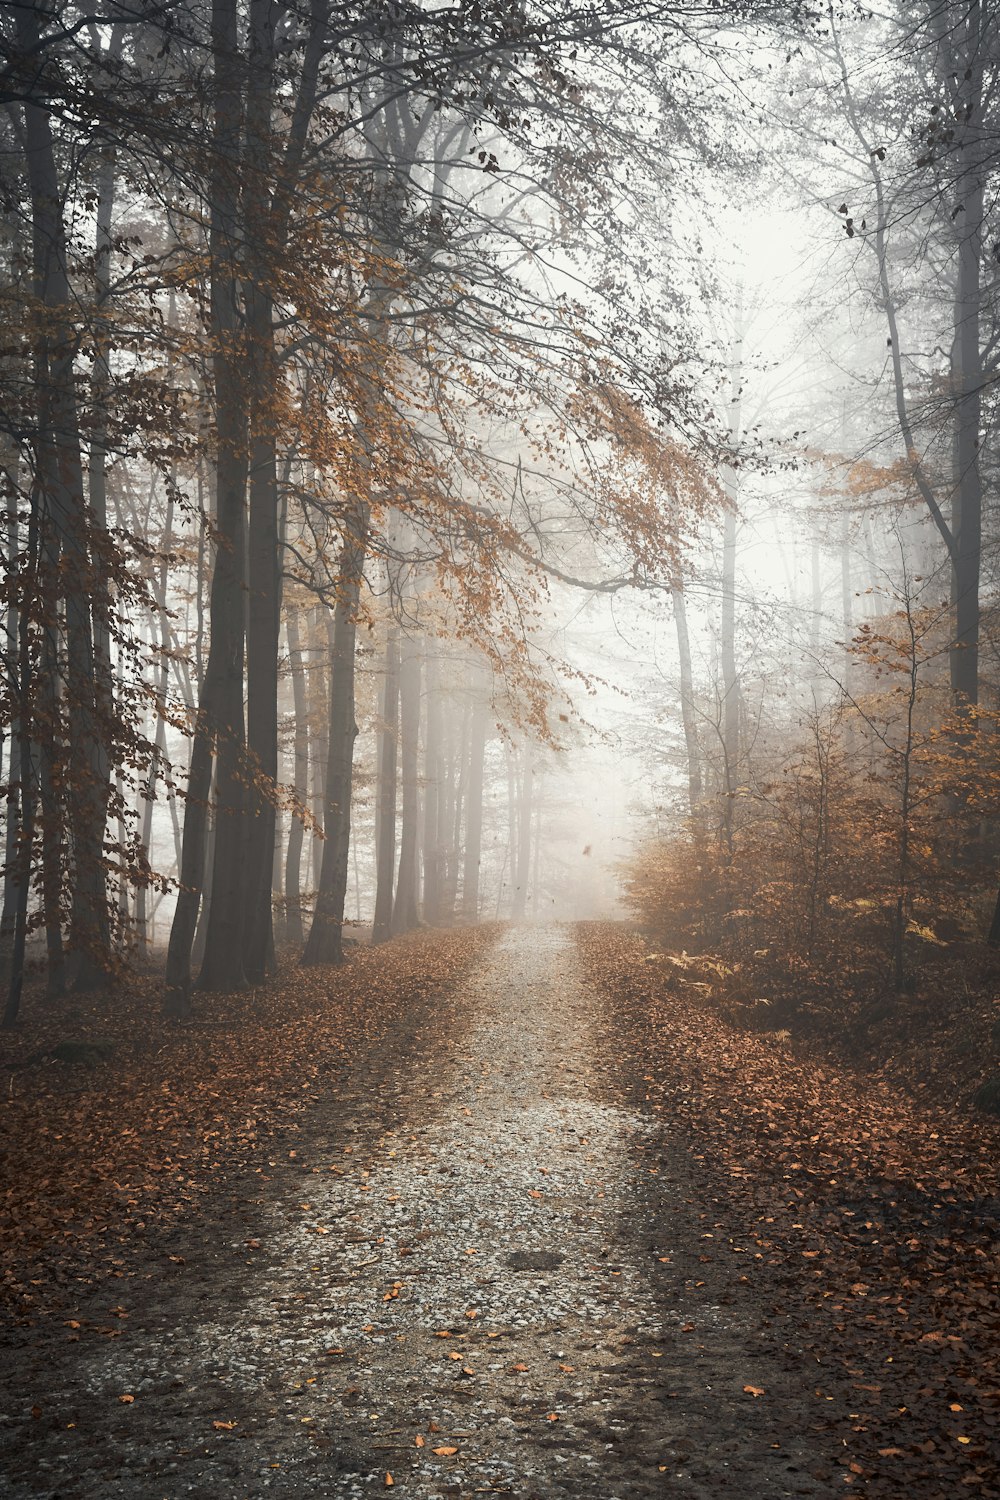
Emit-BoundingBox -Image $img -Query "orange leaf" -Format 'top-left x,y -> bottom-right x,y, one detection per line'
743,1385 -> 764,1398
432,1445 -> 458,1456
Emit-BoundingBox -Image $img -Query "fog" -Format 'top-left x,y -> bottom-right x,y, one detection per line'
1,0 -> 995,1013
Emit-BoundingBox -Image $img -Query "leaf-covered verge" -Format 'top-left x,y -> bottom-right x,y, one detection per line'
576,922 -> 1000,1497
0,927 -> 499,1317
623,827 -> 1000,1119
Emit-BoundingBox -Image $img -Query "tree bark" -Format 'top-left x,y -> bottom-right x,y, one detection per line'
422,645 -> 444,925
462,691 -> 488,922
672,585 -> 702,824
391,632 -> 421,935
284,611 -> 309,946
301,500 -> 371,967
372,621 -> 399,943
512,747 -> 533,921
17,0 -> 109,992
166,0 -> 249,1007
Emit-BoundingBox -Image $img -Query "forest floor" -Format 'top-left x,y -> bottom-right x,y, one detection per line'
1,922 -> 998,1498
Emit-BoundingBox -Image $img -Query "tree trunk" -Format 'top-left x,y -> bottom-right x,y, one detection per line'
284,611 -> 309,946
720,304 -> 743,860
462,693 -> 488,922
166,0 -> 249,1008
18,0 -> 109,992
672,585 -> 702,823
73,27 -> 124,990
372,621 -> 399,943
242,0 -> 285,984
2,484 -> 39,1027
391,633 -> 421,935
0,470 -> 21,972
309,607 -> 329,895
422,646 -> 443,925
512,747 -> 532,921
301,500 -> 371,967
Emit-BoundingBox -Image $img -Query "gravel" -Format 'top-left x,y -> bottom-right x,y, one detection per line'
0,925 -> 840,1498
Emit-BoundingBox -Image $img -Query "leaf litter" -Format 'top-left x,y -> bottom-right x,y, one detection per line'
3,922 -> 995,1496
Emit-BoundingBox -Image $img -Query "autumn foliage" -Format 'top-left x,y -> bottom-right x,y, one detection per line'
578,923 -> 1000,1497
625,595 -> 1000,1107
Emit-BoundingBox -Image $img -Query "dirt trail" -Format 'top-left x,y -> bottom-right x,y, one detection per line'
1,927 -> 837,1498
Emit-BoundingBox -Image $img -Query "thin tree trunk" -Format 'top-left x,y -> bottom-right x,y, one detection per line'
310,607 -> 329,895
512,747 -> 532,921
422,645 -> 443,925
0,473 -> 21,968
2,484 -> 39,1028
372,621 -> 399,944
284,612 -> 309,946
301,500 -> 371,967
720,303 -> 743,861
391,632 -> 421,935
672,585 -> 702,824
446,704 -> 468,916
461,692 -> 487,922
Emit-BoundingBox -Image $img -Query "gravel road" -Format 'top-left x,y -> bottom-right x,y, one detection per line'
1,926 -> 839,1498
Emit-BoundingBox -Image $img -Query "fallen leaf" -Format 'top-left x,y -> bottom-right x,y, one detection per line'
432,1445 -> 458,1456
212,1419 -> 236,1430
119,1394 -> 135,1405
743,1385 -> 765,1398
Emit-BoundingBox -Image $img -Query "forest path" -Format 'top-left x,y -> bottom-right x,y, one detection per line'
2,926 -> 831,1499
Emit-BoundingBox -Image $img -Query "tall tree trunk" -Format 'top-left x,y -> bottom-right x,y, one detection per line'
284,611 -> 309,946
0,473 -> 21,970
2,483 -> 39,1027
136,487 -> 174,958
372,621 -> 399,943
672,585 -> 702,823
422,646 -> 443,925
720,303 -> 743,860
446,701 -> 469,916
391,633 -> 421,935
512,747 -> 533,921
950,160 -> 983,709
18,0 -> 109,993
73,27 -> 124,990
242,0 -> 283,984
301,500 -> 371,967
166,0 -> 248,1008
310,608 -> 329,894
462,692 -> 488,922
242,421 -> 280,981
